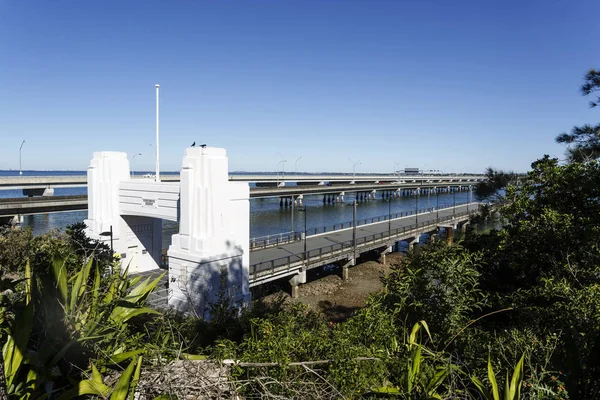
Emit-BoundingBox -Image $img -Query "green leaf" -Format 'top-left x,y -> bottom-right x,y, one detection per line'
426,367 -> 449,395
91,363 -> 104,386
470,376 -> 493,400
57,380 -> 111,400
372,386 -> 400,394
487,355 -> 500,400
125,272 -> 165,304
507,354 -> 525,400
3,334 -> 24,389
52,255 -> 68,305
110,357 -> 138,400
129,356 -> 143,400
180,353 -> 208,361
109,349 -> 145,364
110,306 -> 160,325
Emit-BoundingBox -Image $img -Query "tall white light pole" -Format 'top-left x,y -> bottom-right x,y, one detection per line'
19,140 -> 25,176
155,84 -> 160,182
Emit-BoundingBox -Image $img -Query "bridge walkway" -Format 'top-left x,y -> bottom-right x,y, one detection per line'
248,202 -> 478,285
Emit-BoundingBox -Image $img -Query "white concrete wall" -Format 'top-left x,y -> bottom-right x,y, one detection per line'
168,147 -> 250,316
85,152 -> 164,273
119,181 -> 180,222
85,147 -> 251,313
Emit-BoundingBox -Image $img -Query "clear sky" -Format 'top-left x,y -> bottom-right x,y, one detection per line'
1,0 -> 599,173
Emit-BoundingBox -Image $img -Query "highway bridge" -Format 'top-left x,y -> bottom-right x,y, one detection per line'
0,173 -> 484,191
0,179 -> 476,217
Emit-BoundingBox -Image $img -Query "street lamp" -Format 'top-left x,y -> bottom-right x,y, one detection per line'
131,153 -> 142,177
19,140 -> 25,176
394,161 -> 400,180
468,185 -> 472,213
295,156 -> 302,174
435,187 -> 439,219
388,197 -> 392,234
99,225 -> 114,254
277,153 -> 287,183
349,158 -> 361,183
453,188 -> 456,217
415,188 -> 419,225
303,206 -> 307,260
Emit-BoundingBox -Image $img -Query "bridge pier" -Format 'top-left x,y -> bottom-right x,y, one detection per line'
407,236 -> 420,252
341,257 -> 355,281
445,226 -> 454,244
379,245 -> 393,264
23,187 -> 54,197
289,269 -> 307,298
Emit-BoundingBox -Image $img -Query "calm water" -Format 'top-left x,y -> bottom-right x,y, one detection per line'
1,170 -> 471,249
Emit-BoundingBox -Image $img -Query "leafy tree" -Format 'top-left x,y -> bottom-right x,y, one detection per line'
580,68 -> 600,108
470,155 -> 600,398
474,167 -> 519,202
378,243 -> 488,343
556,124 -> 600,162
556,69 -> 600,162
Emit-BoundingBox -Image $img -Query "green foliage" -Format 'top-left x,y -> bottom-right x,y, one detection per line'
378,242 -> 487,342
471,354 -> 524,400
1,253 -> 164,398
474,167 -> 519,202
57,357 -> 143,400
555,69 -> 600,161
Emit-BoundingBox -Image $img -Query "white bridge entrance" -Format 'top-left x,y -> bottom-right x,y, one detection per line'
84,147 -> 250,315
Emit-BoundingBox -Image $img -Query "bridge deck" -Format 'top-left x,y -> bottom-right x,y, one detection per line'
248,203 -> 477,285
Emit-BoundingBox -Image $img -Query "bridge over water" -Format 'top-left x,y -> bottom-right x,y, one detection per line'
1,148 -> 483,314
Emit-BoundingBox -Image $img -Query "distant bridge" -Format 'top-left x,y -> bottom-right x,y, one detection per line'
0,173 -> 484,191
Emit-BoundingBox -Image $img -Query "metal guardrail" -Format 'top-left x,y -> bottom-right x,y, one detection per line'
249,201 -> 474,250
249,208 -> 478,280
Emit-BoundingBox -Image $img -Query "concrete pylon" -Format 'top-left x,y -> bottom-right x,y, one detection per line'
168,147 -> 250,316
84,151 -> 163,273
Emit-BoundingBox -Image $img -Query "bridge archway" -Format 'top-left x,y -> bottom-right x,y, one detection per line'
84,148 -> 250,315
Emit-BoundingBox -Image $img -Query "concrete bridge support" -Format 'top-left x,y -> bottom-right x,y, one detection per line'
379,245 -> 393,264
289,269 -> 307,299
23,188 -> 54,197
341,257 -> 355,281
445,226 -> 454,245
168,147 -> 250,316
407,236 -> 420,252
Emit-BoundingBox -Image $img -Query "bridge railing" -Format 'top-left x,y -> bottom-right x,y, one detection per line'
249,207 -> 478,280
249,201 -> 474,250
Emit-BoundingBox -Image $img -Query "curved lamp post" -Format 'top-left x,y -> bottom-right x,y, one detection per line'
19,140 -> 25,176
349,158 -> 361,183
131,153 -> 142,177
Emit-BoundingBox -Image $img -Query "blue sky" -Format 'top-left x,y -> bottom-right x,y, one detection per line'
1,0 -> 599,173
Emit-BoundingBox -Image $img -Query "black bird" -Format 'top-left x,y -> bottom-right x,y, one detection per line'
191,142 -> 196,147
200,144 -> 207,148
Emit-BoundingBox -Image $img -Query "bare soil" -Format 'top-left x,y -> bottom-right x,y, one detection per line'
259,252 -> 404,322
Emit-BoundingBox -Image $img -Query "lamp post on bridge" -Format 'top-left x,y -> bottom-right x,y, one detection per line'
453,188 -> 456,217
19,140 -> 25,176
415,188 -> 419,226
388,197 -> 392,234
295,156 -> 302,174
435,187 -> 439,219
349,158 -> 361,183
303,206 -> 307,261
131,153 -> 142,177
277,153 -> 287,185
